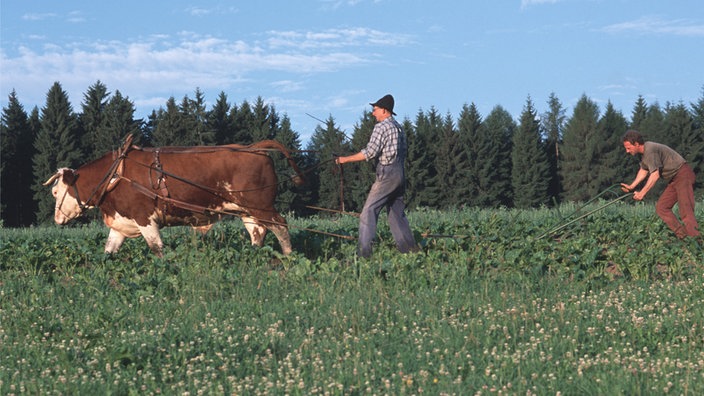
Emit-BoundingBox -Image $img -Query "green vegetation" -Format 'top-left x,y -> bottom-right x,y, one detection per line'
2,203 -> 703,394
3,83 -> 704,226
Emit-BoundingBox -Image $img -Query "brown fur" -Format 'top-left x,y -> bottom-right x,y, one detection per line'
46,140 -> 304,256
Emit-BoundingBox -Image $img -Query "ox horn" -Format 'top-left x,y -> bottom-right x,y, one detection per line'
42,172 -> 61,186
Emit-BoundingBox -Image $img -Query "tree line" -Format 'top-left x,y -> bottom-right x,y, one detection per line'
2,81 -> 703,227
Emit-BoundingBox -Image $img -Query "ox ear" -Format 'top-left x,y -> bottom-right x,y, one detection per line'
43,168 -> 78,186
62,169 -> 79,186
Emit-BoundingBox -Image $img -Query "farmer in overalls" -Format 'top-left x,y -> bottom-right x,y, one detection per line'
336,94 -> 419,258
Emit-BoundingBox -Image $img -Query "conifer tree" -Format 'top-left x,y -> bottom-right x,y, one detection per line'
541,93 -> 565,204
406,110 -> 437,208
413,108 -> 445,207
597,102 -> 630,190
434,112 -> 468,208
273,115 -> 304,214
1,90 -> 38,226
640,102 -> 666,142
691,89 -> 704,195
630,95 -> 648,130
231,100 -> 255,144
250,97 -> 275,142
404,116 -> 428,210
456,103 -> 484,207
664,102 -> 704,193
560,94 -> 601,202
304,117 -> 351,212
209,92 -> 234,145
32,82 -> 82,224
478,105 -> 514,207
178,88 -> 214,146
512,97 -> 550,208
81,83 -> 141,159
80,81 -> 110,159
102,90 -> 143,148
150,97 -> 186,146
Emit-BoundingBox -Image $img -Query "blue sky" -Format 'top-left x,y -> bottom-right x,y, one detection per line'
2,0 -> 703,144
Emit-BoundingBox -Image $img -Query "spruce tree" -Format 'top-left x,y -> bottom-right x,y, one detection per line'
32,82 -> 82,224
512,97 -> 550,208
102,90 -> 143,148
176,89 -> 213,146
406,110 -> 437,207
478,105 -> 514,207
410,109 -> 445,207
456,103 -> 484,207
691,89 -> 704,195
1,90 -> 38,226
404,116 -> 429,210
209,92 -> 234,145
231,100 -> 255,144
560,94 -> 600,202
597,102 -> 630,190
541,93 -> 565,204
436,112 -> 469,208
665,102 -> 704,193
273,115 -> 304,214
250,97 -> 275,142
80,81 -> 110,160
640,103 -> 666,142
190,88 -> 214,145
630,95 -> 648,130
304,117 -> 351,212
150,97 -> 185,146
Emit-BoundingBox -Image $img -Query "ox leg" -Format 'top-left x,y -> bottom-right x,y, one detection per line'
138,222 -> 165,257
266,214 -> 293,255
105,228 -> 127,254
242,216 -> 267,247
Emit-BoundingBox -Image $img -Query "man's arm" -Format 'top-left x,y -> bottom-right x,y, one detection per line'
633,170 -> 660,201
336,151 -> 366,165
621,168 -> 649,193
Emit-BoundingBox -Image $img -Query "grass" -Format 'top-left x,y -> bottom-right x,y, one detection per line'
1,202 -> 703,394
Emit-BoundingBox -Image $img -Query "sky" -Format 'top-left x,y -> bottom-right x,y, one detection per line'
2,0 -> 703,144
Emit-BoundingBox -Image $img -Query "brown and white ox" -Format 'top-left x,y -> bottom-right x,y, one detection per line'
44,138 -> 304,257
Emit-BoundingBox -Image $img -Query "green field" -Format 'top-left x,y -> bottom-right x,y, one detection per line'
1,201 -> 703,394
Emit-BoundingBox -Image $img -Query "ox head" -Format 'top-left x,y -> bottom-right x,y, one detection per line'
43,168 -> 84,224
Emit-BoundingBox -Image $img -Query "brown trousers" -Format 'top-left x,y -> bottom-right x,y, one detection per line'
656,163 -> 700,238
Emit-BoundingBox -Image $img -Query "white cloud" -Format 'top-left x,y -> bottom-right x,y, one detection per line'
184,6 -> 238,17
66,11 -> 86,23
21,12 -> 58,21
602,16 -> 704,37
520,0 -> 561,10
1,28 -> 405,115
266,28 -> 413,50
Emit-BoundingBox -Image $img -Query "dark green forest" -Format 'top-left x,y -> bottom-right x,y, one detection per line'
2,81 -> 704,227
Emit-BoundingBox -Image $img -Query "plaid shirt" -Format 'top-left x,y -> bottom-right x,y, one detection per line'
361,117 -> 406,166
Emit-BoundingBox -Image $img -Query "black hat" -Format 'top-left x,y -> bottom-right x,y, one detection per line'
370,94 -> 396,116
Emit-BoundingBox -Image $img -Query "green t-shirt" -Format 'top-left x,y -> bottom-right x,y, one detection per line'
640,141 -> 685,181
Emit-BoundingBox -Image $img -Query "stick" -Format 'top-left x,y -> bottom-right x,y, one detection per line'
538,192 -> 633,240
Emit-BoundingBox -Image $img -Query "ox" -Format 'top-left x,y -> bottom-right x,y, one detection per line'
44,136 -> 304,257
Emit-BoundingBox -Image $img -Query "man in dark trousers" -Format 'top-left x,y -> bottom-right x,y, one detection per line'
621,129 -> 700,240
336,94 -> 419,258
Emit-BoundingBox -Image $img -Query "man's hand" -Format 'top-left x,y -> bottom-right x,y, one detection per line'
633,190 -> 646,201
620,183 -> 632,193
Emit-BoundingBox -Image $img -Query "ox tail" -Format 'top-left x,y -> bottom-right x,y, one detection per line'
249,140 -> 306,186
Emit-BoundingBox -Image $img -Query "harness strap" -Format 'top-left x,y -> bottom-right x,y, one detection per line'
120,176 -> 356,240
